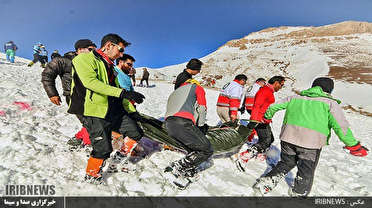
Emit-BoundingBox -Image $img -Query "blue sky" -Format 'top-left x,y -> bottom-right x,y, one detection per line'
1,0 -> 371,68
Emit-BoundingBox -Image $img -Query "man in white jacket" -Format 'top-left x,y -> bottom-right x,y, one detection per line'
216,74 -> 247,123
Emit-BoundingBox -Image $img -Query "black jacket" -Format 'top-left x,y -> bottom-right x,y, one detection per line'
142,70 -> 150,79
41,51 -> 76,98
174,69 -> 192,90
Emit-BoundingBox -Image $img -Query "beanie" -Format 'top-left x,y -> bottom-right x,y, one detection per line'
186,58 -> 203,70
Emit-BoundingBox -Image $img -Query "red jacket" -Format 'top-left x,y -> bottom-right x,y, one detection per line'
216,80 -> 243,116
250,84 -> 275,122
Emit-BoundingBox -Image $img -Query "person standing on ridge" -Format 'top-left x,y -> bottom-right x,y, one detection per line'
68,33 -> 145,183
39,45 -> 48,68
28,42 -> 43,67
216,74 -> 247,124
174,58 -> 203,90
4,41 -> 17,63
140,68 -> 150,87
41,39 -> 97,149
253,77 -> 368,196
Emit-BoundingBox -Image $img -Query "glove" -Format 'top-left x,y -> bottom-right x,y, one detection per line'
262,118 -> 272,124
198,124 -> 209,135
344,142 -> 368,157
120,90 -> 145,104
238,107 -> 245,114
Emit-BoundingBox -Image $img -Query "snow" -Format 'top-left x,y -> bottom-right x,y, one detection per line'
0,53 -> 371,196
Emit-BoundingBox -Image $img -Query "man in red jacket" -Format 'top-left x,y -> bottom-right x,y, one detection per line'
235,76 -> 285,170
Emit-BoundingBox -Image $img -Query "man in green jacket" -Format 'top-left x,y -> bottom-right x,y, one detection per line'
68,33 -> 145,183
253,77 -> 368,196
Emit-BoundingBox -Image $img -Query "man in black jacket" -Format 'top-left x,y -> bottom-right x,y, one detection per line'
41,39 -> 97,147
174,58 -> 203,90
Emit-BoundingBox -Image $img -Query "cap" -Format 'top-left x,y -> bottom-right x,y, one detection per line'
74,39 -> 96,51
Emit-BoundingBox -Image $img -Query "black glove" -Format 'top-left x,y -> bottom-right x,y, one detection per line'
198,124 -> 209,135
238,107 -> 245,114
120,90 -> 145,104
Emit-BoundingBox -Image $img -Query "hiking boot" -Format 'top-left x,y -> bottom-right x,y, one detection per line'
84,174 -> 104,185
27,61 -> 34,67
169,159 -> 198,179
119,137 -> 138,156
67,137 -> 83,151
288,188 -> 308,197
253,174 -> 284,195
232,144 -> 260,172
164,160 -> 198,189
107,151 -> 129,173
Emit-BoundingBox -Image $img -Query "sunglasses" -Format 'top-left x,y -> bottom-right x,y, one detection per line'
125,62 -> 133,67
112,43 -> 124,53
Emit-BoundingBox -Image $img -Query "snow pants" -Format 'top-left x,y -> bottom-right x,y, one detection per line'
249,121 -> 274,153
265,141 -> 321,195
83,111 -> 144,159
6,49 -> 15,63
140,78 -> 149,87
40,55 -> 48,64
165,116 -> 213,168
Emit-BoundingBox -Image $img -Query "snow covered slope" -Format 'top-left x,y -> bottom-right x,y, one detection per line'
0,52 -> 371,196
144,21 -> 372,114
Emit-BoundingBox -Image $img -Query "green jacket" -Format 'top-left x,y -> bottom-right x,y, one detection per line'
68,51 -> 136,118
264,86 -> 358,149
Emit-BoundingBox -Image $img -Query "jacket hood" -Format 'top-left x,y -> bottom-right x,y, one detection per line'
300,86 -> 341,104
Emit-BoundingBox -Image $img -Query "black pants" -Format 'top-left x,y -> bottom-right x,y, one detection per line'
83,111 -> 144,159
165,116 -> 213,168
140,78 -> 149,86
248,121 -> 274,153
265,141 -> 321,195
40,56 -> 48,64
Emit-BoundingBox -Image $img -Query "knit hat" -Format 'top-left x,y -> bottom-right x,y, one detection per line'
186,58 -> 203,70
74,39 -> 96,50
311,77 -> 334,93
